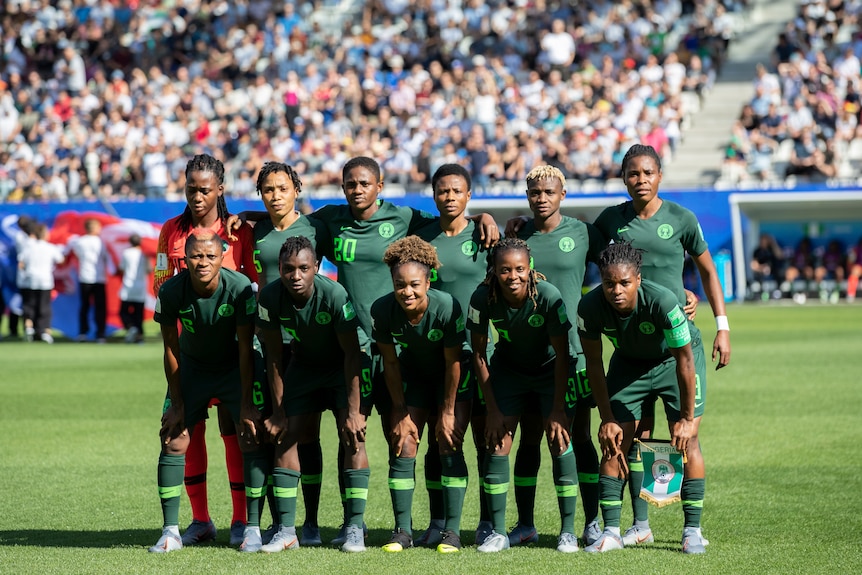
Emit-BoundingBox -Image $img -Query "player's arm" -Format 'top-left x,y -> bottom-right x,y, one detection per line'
259,325 -> 288,443
668,343 -> 697,454
691,249 -> 731,369
471,329 -> 505,451
159,321 -> 184,444
436,345 -> 463,451
546,333 -> 572,455
580,335 -> 622,459
337,329 -> 366,453
377,341 -> 418,456
465,212 -> 500,248
226,211 -> 268,240
503,215 -> 530,238
236,321 -> 259,444
153,227 -> 171,292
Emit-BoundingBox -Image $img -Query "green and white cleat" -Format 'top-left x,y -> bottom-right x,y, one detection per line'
476,531 -> 510,553
582,520 -> 602,546
261,525 -> 299,553
557,532 -> 580,553
622,524 -> 654,546
584,529 -> 624,553
239,526 -> 262,553
340,523 -> 367,553
682,527 -> 707,554
149,526 -> 182,553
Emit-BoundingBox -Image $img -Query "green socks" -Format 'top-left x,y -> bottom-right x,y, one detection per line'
388,455 -> 416,533
441,452 -> 469,533
298,441 -> 323,527
598,475 -> 626,529
243,450 -> 271,527
344,468 -> 370,527
628,443 -> 650,523
682,478 -> 705,528
553,443 -> 579,535
483,454 -> 510,535
272,467 -> 301,528
513,444 -> 540,527
575,440 -> 600,524
157,453 -> 185,527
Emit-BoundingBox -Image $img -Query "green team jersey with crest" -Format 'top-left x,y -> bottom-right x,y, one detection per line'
256,273 -> 358,369
593,200 -> 708,307
577,279 -> 700,362
467,280 -> 571,374
252,215 -> 323,286
415,219 -> 489,316
313,200 -> 433,341
371,288 -> 466,383
154,267 -> 256,371
517,215 -> 604,357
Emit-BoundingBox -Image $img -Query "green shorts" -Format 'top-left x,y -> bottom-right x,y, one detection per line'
403,351 -> 475,411
178,356 -> 242,429
282,363 -> 348,416
489,361 -> 555,418
607,340 -> 707,423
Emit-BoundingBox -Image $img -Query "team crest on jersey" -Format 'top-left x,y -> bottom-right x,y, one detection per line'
558,237 -> 575,253
343,301 -> 356,320
639,321 -> 655,334
258,304 -> 270,322
528,314 -> 545,327
461,240 -> 478,256
378,223 -> 395,238
316,311 -> 332,325
657,224 -> 674,239
427,328 -> 443,342
218,304 -> 235,317
246,297 -> 256,315
456,315 -> 466,332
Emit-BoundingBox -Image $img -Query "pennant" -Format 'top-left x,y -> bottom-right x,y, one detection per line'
637,439 -> 684,507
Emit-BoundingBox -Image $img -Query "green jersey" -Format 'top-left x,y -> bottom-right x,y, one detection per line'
517,215 -> 604,357
313,200 -> 433,341
252,215 -> 323,286
414,219 -> 489,315
256,273 -> 358,369
577,279 -> 700,362
593,200 -> 708,307
467,280 -> 571,374
371,288 -> 466,383
154,267 -> 256,372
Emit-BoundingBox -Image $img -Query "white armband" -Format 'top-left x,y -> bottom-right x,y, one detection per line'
715,315 -> 730,331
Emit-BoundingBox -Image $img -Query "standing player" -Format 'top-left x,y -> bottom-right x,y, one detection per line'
414,164 -> 493,545
118,234 -> 150,344
255,236 -> 371,553
509,165 -> 605,548
66,218 -> 111,342
372,237 -> 471,553
578,242 -> 708,554
592,144 -> 730,546
148,231 -> 263,553
153,154 -> 258,547
251,162 -> 326,546
468,239 -> 580,553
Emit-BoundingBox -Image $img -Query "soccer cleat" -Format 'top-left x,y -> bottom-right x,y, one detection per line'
25,327 -> 35,342
261,524 -> 280,545
622,525 -> 654,546
682,527 -> 707,554
40,332 -> 54,344
229,520 -> 247,546
332,521 -> 367,546
382,528 -> 413,552
300,523 -> 322,546
261,525 -> 299,553
477,531 -> 510,553
239,526 -> 262,553
582,520 -> 602,546
149,526 -> 182,553
125,326 -> 139,343
181,519 -> 217,546
415,519 -> 445,547
340,523 -> 367,553
474,520 -> 493,545
507,522 -> 538,546
584,529 -> 624,553
437,530 -> 462,554
557,532 -> 580,553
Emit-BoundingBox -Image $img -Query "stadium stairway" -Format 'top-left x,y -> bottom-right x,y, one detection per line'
662,0 -> 801,189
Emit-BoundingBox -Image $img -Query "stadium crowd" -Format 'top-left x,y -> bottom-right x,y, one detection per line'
1,0 -> 743,202
722,0 -> 862,184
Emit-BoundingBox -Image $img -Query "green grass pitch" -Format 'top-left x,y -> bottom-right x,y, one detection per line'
1,304 -> 860,574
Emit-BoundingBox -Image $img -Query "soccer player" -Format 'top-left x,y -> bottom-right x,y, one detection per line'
414,164 -> 492,546
149,231 -> 261,553
511,165 -> 605,548
372,236 -> 470,553
577,241 -> 709,554
467,239 -> 580,554
592,144 -> 730,546
255,236 -> 370,553
251,161 -> 326,546
153,154 -> 258,547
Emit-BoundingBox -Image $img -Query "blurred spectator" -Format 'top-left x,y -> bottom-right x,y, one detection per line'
65,218 -> 111,342
782,236 -> 817,303
118,233 -> 149,344
17,222 -> 64,343
846,237 -> 862,303
749,232 -> 785,299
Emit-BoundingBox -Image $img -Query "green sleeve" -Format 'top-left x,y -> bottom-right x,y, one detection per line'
443,297 -> 466,348
466,287 -> 489,334
255,284 -> 280,330
370,296 -> 393,344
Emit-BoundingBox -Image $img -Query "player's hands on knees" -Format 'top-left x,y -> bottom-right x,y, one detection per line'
546,409 -> 571,455
436,412 -> 462,452
597,420 -> 624,460
264,410 -> 288,445
671,418 -> 696,454
683,289 -> 699,320
713,330 -> 731,370
341,412 -> 367,454
484,408 -> 508,452
390,414 -> 419,457
160,406 -> 186,445
240,405 -> 262,447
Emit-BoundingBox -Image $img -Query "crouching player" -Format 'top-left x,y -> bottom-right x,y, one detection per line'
255,236 -> 371,553
149,231 -> 266,552
578,242 -> 708,554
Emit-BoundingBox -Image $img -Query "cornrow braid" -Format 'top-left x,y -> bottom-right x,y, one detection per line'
383,236 -> 440,278
598,241 -> 643,275
178,154 -> 230,234
279,235 -> 315,263
257,161 -> 303,195
525,164 -> 566,189
481,238 -> 546,311
620,144 -> 662,176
